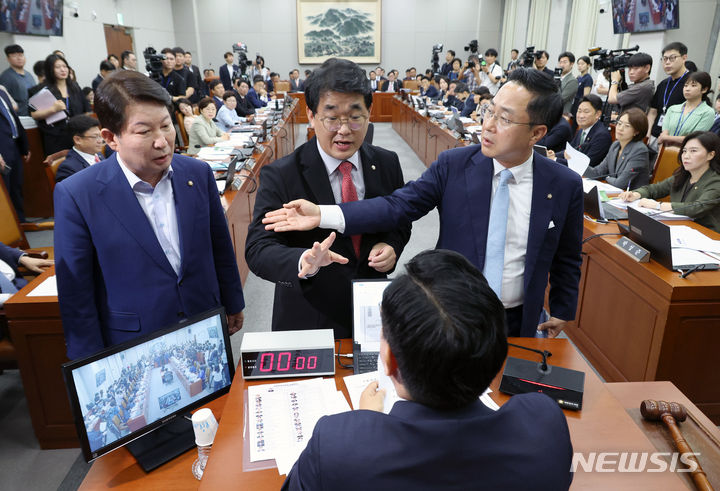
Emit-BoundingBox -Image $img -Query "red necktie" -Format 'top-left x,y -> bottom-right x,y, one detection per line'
338,161 -> 362,257
94,154 -> 101,163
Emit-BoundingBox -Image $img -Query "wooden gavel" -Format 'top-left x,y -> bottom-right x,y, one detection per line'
640,399 -> 714,491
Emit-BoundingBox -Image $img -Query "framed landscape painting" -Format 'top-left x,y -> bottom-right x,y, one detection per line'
297,0 -> 381,64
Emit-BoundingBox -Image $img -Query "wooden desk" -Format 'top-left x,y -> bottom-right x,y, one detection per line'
4,103 -> 300,449
391,96 -> 467,167
196,338 -> 687,490
565,218 -> 720,423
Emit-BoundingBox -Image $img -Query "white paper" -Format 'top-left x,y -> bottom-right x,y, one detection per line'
351,281 -> 390,352
565,142 -> 590,176
582,178 -> 623,195
670,225 -> 720,254
27,275 -> 57,297
459,117 -> 474,124
28,87 -> 67,125
343,371 -> 381,410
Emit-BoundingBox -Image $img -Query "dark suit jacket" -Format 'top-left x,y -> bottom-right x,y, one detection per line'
245,137 -> 411,338
234,94 -> 256,117
289,78 -> 304,92
584,140 -> 650,189
212,96 -> 223,112
218,64 -> 237,91
381,80 -> 402,92
340,146 -> 584,337
91,74 -> 103,92
283,394 -> 573,491
537,118 -> 572,153
556,121 -> 612,168
0,242 -> 26,290
247,88 -> 267,108
420,85 -> 438,99
710,116 -> 720,136
54,154 -> 245,359
55,148 -> 92,183
0,89 -> 28,164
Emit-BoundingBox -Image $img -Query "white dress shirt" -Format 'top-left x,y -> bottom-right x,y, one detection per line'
117,155 -> 182,275
73,147 -> 99,165
320,152 -> 535,309
490,155 -> 533,308
298,141 -> 365,276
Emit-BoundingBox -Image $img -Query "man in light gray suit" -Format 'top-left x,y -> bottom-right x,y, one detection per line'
558,52 -> 579,114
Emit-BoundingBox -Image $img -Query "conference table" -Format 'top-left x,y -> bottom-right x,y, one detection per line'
75,338 -> 720,490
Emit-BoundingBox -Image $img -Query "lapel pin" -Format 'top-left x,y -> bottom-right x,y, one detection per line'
371,164 -> 376,170
188,180 -> 194,187
547,193 -> 552,199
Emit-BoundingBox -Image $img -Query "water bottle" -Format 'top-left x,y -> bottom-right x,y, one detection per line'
192,444 -> 211,480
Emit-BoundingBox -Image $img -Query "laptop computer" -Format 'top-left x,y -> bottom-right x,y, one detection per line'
584,185 -> 628,221
351,279 -> 391,374
627,207 -> 720,271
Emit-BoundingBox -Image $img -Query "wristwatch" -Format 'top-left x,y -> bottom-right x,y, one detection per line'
611,81 -> 619,85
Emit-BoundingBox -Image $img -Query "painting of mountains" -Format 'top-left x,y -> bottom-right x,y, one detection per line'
297,1 -> 381,63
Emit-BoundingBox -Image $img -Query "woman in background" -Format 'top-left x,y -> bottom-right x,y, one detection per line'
619,131 -> 720,232
584,107 -> 650,189
658,71 -> 715,147
187,97 -> 229,154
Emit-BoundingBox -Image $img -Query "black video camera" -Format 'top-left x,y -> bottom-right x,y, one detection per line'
231,43 -> 253,81
464,40 -> 478,54
143,47 -> 164,81
431,43 -> 443,75
588,45 -> 639,71
519,46 -> 535,68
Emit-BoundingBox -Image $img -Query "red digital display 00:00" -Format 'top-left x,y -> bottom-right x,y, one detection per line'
259,352 -> 318,372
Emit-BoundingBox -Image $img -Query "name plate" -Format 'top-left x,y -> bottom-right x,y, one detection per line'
614,237 -> 650,263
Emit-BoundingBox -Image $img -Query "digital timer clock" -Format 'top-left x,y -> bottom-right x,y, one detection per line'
240,329 -> 335,379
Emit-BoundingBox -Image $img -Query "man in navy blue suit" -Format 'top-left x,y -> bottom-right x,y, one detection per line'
282,249 -> 573,491
91,60 -> 115,92
218,52 -> 237,91
0,86 -> 29,222
54,70 -> 245,360
264,68 -> 584,339
55,115 -> 105,183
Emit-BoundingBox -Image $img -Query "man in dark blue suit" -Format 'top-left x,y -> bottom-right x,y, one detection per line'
91,60 -> 115,92
552,94 -> 612,168
218,52 -> 237,91
264,69 -> 584,339
283,250 -> 573,491
0,87 -> 29,222
247,76 -> 269,108
55,115 -> 105,183
54,71 -> 245,360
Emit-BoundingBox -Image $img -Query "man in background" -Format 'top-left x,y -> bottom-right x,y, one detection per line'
184,51 -> 204,96
92,60 -> 116,92
646,42 -> 688,148
158,48 -> 187,103
557,52 -> 579,114
120,50 -> 137,71
0,242 -> 53,306
0,44 -> 35,116
608,52 -> 654,113
172,47 -> 197,102
0,84 -> 29,222
55,115 -> 105,183
289,69 -> 304,92
219,52 -> 237,91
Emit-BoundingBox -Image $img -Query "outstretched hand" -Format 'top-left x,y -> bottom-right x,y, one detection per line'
263,199 -> 321,232
299,232 -> 349,278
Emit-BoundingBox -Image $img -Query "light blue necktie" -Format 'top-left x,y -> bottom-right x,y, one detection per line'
483,168 -> 513,298
0,272 -> 18,294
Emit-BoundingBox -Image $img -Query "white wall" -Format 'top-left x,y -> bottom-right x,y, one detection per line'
172,0 -> 502,79
0,0 -> 176,88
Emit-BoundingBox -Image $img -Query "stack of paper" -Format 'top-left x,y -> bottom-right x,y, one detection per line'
670,225 -> 720,262
196,146 -> 233,160
247,378 -> 350,475
606,200 -> 690,220
565,143 -> 591,176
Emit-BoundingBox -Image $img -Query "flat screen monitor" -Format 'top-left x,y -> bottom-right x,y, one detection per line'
0,0 -> 64,36
612,0 -> 678,34
62,307 -> 234,470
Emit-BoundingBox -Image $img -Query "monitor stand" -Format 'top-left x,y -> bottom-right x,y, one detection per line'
126,414 -> 196,472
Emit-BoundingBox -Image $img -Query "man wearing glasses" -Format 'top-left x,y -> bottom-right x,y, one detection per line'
646,43 -> 689,149
245,58 -> 411,339
263,69 -> 584,338
55,115 -> 107,183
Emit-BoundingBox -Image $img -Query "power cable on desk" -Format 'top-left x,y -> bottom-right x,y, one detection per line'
582,232 -> 624,245
335,339 -> 354,369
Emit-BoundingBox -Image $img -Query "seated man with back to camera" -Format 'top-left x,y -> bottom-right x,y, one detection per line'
282,249 -> 573,491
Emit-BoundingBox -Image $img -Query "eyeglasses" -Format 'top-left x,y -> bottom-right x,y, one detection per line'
480,106 -> 539,129
80,134 -> 104,141
614,120 -> 632,129
318,115 -> 368,132
661,55 -> 680,63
